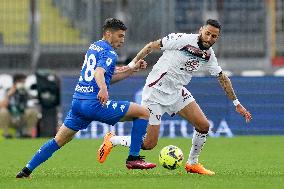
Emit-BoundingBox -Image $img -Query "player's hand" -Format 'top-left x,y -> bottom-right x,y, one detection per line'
97,87 -> 109,106
235,104 -> 252,123
133,59 -> 147,71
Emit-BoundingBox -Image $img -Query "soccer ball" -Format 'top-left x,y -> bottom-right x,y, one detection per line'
159,145 -> 184,170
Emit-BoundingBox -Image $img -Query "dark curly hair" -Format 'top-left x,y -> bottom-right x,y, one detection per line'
102,18 -> 127,33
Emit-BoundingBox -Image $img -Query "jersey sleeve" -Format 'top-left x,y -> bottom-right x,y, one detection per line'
204,49 -> 222,76
160,33 -> 190,51
97,50 -> 114,71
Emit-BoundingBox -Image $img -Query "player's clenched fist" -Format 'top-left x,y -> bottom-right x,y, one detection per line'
135,59 -> 147,69
97,87 -> 109,106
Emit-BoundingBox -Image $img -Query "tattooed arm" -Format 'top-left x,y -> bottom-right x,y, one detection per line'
217,71 -> 252,122
217,71 -> 237,101
129,39 -> 161,65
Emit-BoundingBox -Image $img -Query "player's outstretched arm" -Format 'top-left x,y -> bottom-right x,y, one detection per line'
217,71 -> 252,122
110,60 -> 147,84
131,39 -> 161,64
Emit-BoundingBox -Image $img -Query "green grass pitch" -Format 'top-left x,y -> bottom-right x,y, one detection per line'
0,136 -> 283,189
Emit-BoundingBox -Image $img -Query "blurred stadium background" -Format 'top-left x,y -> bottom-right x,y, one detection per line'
0,0 -> 284,138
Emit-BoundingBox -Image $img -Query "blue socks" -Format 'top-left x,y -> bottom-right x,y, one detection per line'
26,138 -> 60,171
24,119 -> 147,171
129,118 -> 148,156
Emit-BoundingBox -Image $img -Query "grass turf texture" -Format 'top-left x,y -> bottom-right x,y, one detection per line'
0,136 -> 283,189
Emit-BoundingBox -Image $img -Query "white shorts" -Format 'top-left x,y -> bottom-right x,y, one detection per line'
142,87 -> 195,125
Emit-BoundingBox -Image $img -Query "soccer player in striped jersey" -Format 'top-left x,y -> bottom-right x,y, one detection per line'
16,18 -> 156,178
98,19 -> 252,175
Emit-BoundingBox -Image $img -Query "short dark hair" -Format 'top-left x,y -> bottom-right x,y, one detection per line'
13,73 -> 26,83
206,19 -> 221,31
102,18 -> 127,33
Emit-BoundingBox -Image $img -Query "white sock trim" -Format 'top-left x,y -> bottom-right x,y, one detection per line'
110,136 -> 131,147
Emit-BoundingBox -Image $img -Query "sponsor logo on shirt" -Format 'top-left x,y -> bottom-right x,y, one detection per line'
181,44 -> 211,60
75,84 -> 94,93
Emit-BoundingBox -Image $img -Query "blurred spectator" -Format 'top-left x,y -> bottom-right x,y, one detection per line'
0,74 -> 39,138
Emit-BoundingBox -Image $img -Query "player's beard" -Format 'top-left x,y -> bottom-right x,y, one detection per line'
198,34 -> 214,50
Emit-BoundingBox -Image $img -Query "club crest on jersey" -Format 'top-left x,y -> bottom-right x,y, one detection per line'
106,58 -> 112,66
181,58 -> 200,72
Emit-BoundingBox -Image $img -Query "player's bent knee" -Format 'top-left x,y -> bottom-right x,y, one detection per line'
138,106 -> 150,120
128,103 -> 150,120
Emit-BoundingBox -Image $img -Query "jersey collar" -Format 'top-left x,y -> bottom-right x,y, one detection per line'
100,40 -> 114,50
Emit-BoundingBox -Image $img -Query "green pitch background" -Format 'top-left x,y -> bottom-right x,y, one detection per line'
0,136 -> 283,189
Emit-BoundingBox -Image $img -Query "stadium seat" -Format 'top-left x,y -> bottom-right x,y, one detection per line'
240,70 -> 265,77
0,0 -> 29,45
0,0 -> 86,45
